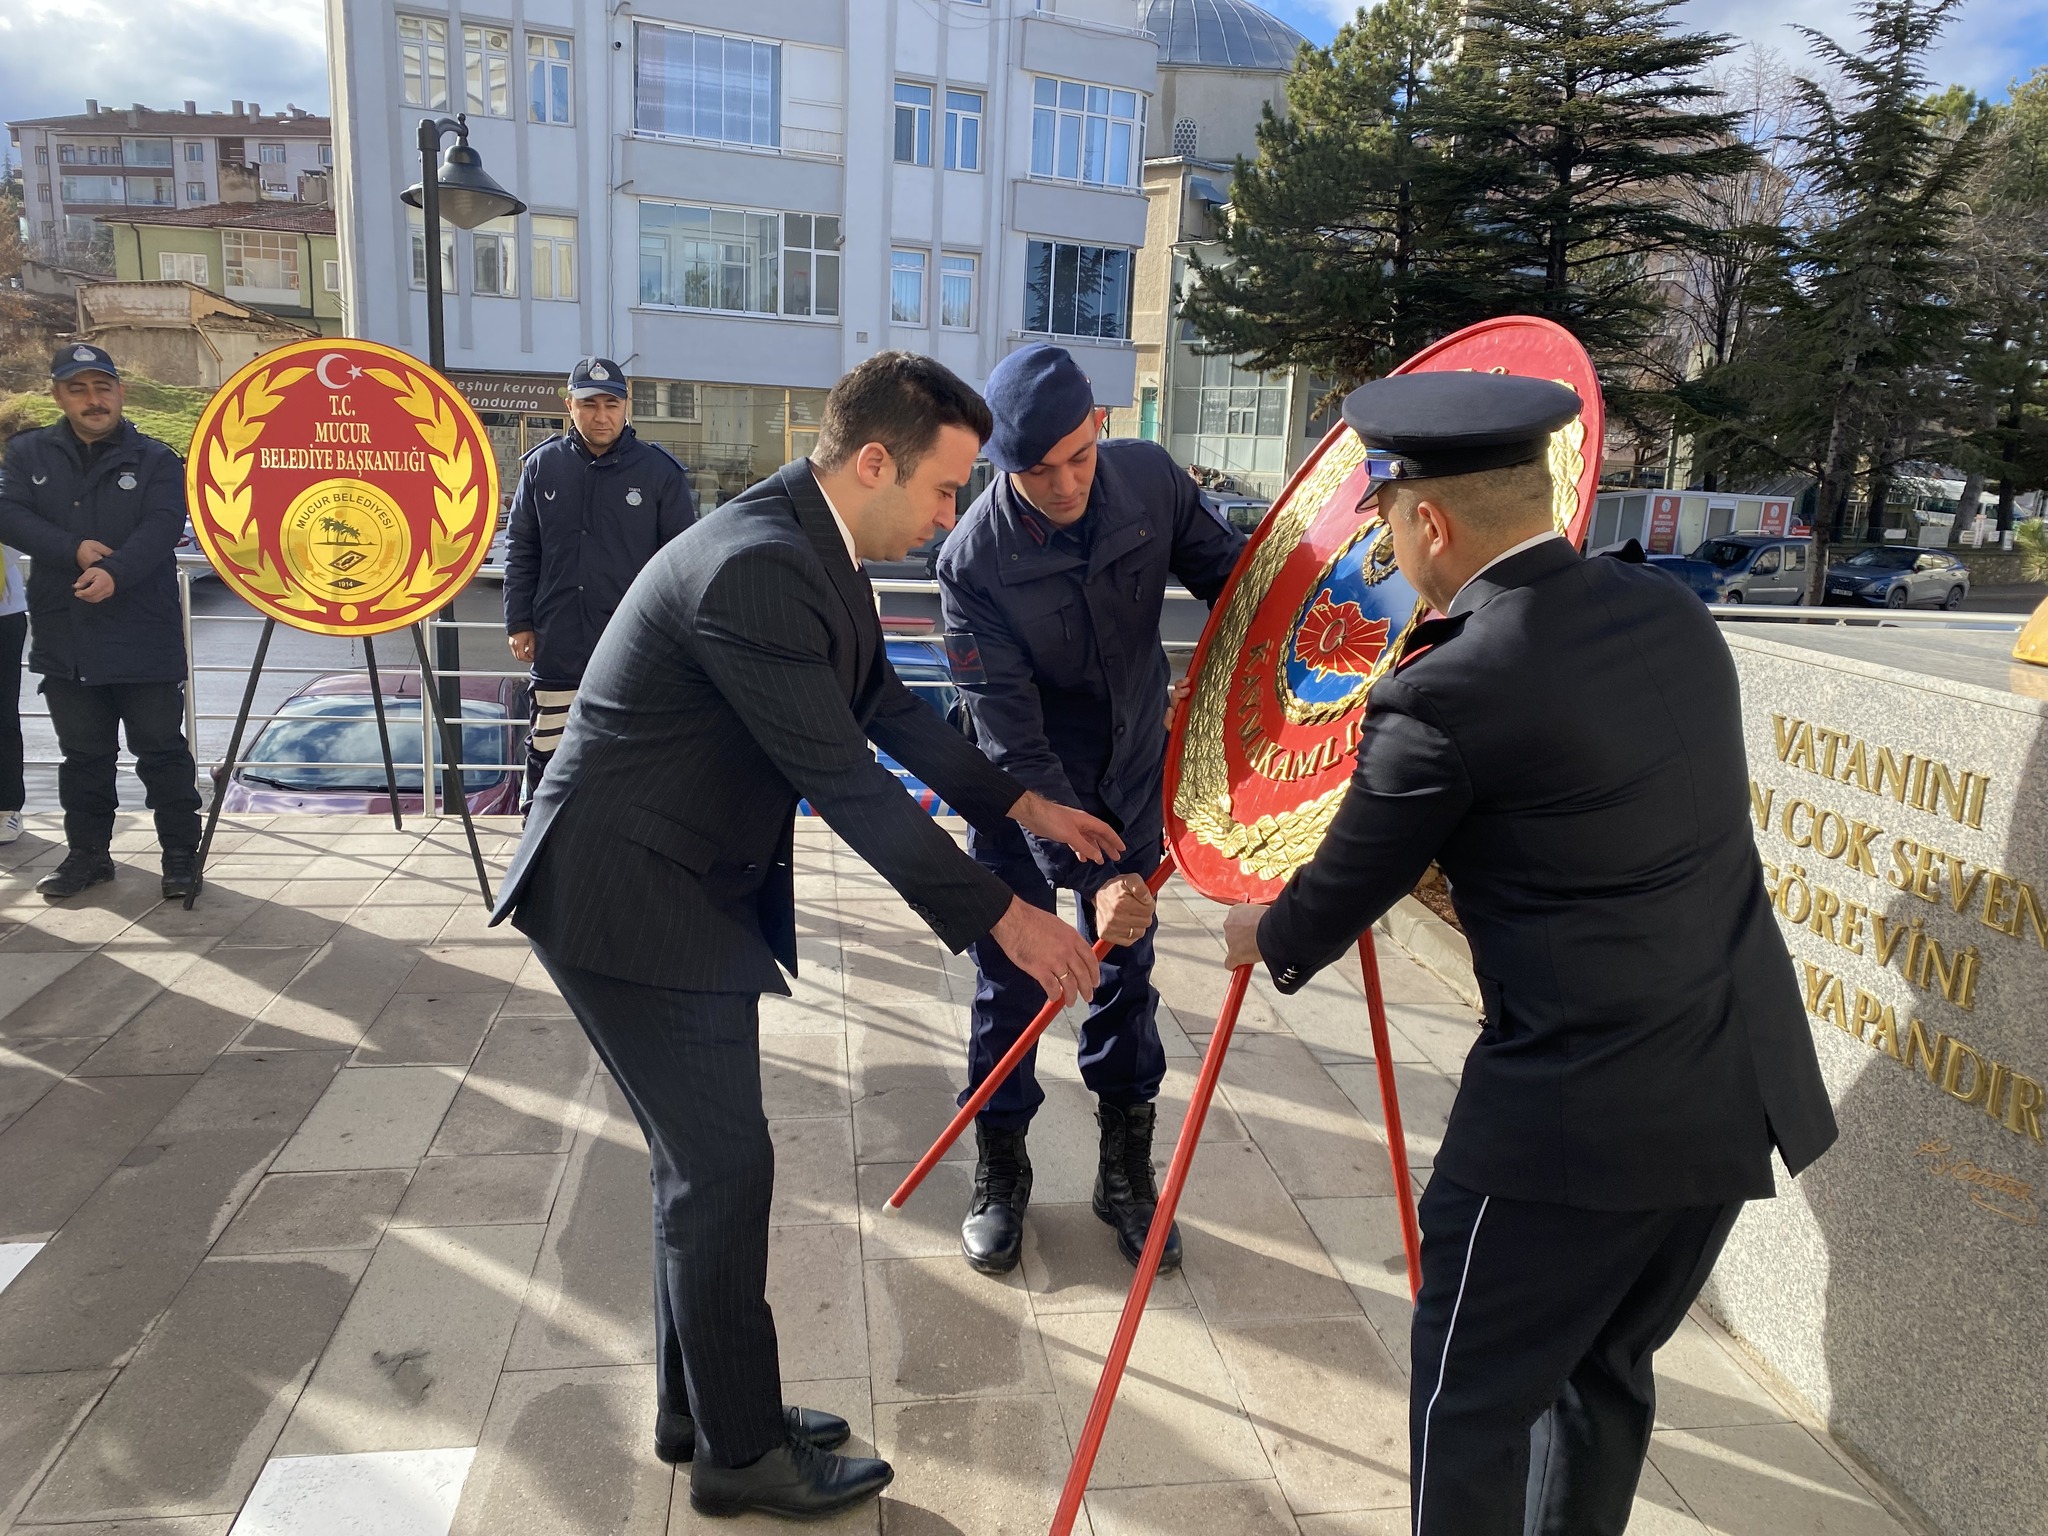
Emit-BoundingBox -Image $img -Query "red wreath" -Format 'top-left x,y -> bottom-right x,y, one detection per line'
1292,592 -> 1391,677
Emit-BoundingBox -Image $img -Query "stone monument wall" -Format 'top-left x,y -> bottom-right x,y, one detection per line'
1707,630 -> 2047,1536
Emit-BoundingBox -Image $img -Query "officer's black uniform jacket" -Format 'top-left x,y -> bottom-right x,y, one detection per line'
502,425 -> 695,685
1258,537 -> 1838,1209
0,419 -> 187,685
491,459 -> 1025,993
937,440 -> 1244,894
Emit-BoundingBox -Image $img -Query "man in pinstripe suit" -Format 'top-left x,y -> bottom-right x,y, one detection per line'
491,353 -> 1120,1523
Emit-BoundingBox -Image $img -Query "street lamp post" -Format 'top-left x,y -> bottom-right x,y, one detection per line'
401,114 -> 524,815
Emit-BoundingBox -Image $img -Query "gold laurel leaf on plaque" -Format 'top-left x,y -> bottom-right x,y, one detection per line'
368,367 -> 488,547
203,366 -> 309,559
1174,432 -> 1369,880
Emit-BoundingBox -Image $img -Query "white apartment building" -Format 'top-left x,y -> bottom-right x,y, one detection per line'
327,0 -> 1163,502
10,101 -> 333,272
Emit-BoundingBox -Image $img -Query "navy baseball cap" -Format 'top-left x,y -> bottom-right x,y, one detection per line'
51,343 -> 119,382
1342,373 -> 1581,488
567,357 -> 628,400
984,344 -> 1096,472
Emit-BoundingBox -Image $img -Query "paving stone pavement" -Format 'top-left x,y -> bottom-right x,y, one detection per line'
0,816 -> 1929,1536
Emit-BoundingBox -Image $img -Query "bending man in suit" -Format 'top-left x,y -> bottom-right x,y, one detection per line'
492,353 -> 1120,1523
1220,373 -> 1838,1536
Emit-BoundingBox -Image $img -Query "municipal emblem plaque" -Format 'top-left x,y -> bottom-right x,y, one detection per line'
1165,316 -> 1603,902
185,339 -> 498,635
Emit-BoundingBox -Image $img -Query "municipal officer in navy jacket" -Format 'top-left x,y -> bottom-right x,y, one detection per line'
937,345 -> 1244,1277
504,358 -> 694,802
0,345 -> 201,902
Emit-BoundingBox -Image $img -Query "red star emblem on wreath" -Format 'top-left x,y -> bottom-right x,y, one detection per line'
1292,592 -> 1392,678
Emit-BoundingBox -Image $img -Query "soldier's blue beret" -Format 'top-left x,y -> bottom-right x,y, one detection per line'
1343,373 -> 1582,483
567,357 -> 628,400
984,343 -> 1096,473
51,343 -> 119,382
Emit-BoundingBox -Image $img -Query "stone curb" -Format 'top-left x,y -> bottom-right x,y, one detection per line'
1375,894 -> 1478,1009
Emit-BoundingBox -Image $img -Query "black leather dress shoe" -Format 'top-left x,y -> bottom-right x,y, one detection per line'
960,1122 -> 1032,1275
36,848 -> 116,901
160,848 -> 201,902
688,1436 -> 892,1520
655,1404 -> 851,1465
1094,1100 -> 1183,1271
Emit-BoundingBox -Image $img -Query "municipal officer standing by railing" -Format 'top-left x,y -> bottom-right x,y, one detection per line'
0,344 -> 201,901
504,358 -> 696,806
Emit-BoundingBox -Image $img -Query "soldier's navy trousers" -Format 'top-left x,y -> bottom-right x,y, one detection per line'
961,817 -> 1165,1132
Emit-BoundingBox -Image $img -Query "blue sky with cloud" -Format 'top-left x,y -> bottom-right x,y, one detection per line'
3,0 -> 2042,151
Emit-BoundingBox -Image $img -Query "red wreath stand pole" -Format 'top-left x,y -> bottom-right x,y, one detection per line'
1048,961 -> 1253,1536
887,856 -> 1178,1212
1360,929 -> 1424,1299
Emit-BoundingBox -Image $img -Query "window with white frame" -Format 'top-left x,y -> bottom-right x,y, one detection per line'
323,259 -> 341,293
631,381 -> 701,421
185,181 -> 205,202
940,253 -> 976,328
464,27 -> 512,116
184,141 -> 205,162
1030,77 -> 1143,188
472,215 -> 517,296
34,146 -> 48,164
529,35 -> 572,124
60,176 -> 121,203
37,183 -> 50,202
1172,354 -> 1291,478
780,213 -> 840,318
530,214 -> 576,299
634,24 -> 778,147
399,16 -> 451,110
1023,240 -> 1133,339
159,251 -> 209,284
224,229 -> 300,295
126,177 -> 176,207
258,142 -> 287,164
891,250 -> 926,324
124,138 -> 172,167
894,83 -> 931,166
944,91 -> 982,171
409,218 -> 457,291
319,143 -> 333,166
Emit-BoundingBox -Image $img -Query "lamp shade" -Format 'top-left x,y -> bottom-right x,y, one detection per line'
401,138 -> 526,230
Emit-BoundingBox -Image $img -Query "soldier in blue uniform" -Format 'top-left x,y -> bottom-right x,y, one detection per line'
504,358 -> 696,803
937,344 -> 1245,1276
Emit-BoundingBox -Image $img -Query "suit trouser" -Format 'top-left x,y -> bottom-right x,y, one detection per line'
40,677 -> 202,854
538,952 -> 788,1469
1408,1175 -> 1742,1536
0,613 -> 26,812
961,820 -> 1165,1133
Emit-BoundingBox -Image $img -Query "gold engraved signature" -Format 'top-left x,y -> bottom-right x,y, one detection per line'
1917,1140 -> 2042,1226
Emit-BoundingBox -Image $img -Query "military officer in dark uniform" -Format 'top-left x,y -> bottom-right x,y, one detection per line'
1221,372 -> 1838,1535
0,344 -> 201,902
937,344 -> 1245,1277
504,357 -> 695,803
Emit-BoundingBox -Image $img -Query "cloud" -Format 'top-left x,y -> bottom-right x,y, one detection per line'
0,0 -> 329,131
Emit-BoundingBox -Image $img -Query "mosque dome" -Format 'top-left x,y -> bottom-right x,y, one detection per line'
1141,0 -> 1311,73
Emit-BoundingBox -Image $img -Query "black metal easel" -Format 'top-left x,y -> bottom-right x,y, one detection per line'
186,615 -> 495,910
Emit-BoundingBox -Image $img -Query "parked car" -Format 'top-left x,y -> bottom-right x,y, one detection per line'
214,670 -> 530,815
175,518 -> 217,579
799,638 -> 961,818
1648,535 -> 1816,604
1201,491 -> 1271,534
1823,546 -> 1971,609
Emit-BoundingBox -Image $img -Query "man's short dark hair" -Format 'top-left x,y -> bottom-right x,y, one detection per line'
813,352 -> 992,481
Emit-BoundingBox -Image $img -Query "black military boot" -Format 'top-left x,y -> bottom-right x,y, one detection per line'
1093,1100 -> 1182,1270
960,1123 -> 1033,1275
36,848 -> 116,901
160,848 -> 201,902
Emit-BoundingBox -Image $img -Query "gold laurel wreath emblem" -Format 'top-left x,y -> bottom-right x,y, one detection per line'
202,365 -> 318,611
1175,433 -> 1370,881
362,367 -> 488,614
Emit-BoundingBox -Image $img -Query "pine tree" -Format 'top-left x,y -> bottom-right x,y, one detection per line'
1435,0 -> 1756,415
1178,0 -> 1487,386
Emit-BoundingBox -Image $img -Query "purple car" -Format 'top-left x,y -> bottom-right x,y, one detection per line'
215,671 -> 529,816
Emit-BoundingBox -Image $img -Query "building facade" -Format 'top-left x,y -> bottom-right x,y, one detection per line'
9,102 -> 333,274
103,204 -> 344,337
328,0 -> 1162,502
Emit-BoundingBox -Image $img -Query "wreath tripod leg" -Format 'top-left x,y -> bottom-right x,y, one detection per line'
187,617 -> 276,910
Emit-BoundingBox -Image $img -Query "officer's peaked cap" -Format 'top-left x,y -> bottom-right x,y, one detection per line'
51,343 -> 119,382
984,343 -> 1096,473
1342,373 -> 1581,484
